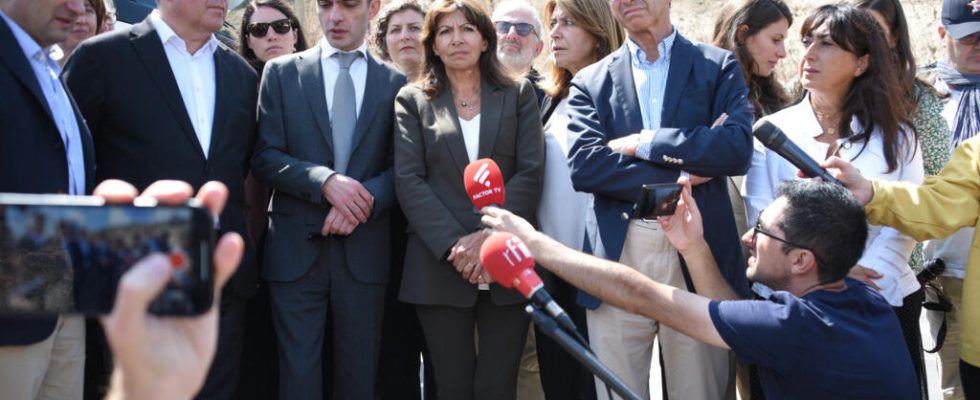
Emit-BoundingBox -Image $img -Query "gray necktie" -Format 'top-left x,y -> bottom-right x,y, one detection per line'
331,51 -> 359,174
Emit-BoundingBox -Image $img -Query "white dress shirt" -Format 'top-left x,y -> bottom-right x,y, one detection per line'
459,115 -> 481,163
0,9 -> 85,194
742,95 -> 924,306
320,39 -> 368,119
150,11 -> 218,158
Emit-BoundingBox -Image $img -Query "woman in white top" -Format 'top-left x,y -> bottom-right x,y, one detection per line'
743,4 -> 922,309
534,0 -> 623,397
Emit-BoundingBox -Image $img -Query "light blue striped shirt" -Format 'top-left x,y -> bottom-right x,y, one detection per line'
0,9 -> 86,195
629,29 -> 676,161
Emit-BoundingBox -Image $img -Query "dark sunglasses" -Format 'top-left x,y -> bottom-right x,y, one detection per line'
494,21 -> 537,37
247,19 -> 293,38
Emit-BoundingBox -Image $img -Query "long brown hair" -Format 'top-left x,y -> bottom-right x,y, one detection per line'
712,0 -> 792,118
852,0 -> 946,104
799,4 -> 915,173
539,0 -> 624,99
417,0 -> 513,97
238,0 -> 310,73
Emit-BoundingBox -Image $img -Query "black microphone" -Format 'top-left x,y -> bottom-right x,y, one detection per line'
753,120 -> 843,186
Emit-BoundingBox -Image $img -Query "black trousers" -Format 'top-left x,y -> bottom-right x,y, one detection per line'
416,292 -> 528,400
195,289 -> 248,400
962,360 -> 979,400
534,270 -> 596,400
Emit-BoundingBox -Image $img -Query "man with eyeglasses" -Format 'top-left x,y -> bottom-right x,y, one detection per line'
564,0 -> 753,397
480,179 -> 919,400
914,1 -> 980,398
492,0 -> 544,100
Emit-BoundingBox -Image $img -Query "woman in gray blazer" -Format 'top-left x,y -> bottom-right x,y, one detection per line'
393,0 -> 544,398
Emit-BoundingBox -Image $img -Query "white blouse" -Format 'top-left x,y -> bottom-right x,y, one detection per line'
538,98 -> 593,252
459,115 -> 481,163
742,96 -> 924,306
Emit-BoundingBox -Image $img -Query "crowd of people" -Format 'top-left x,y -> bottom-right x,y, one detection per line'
0,0 -> 978,399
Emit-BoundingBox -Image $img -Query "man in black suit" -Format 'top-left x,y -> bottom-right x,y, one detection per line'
0,0 -> 94,398
62,0 -> 257,398
251,0 -> 405,398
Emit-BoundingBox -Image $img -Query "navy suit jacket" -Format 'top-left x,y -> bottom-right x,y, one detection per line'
0,16 -> 96,345
568,34 -> 754,301
252,47 -> 405,284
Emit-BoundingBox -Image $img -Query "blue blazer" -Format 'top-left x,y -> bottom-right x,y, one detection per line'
568,34 -> 754,303
0,16 -> 95,345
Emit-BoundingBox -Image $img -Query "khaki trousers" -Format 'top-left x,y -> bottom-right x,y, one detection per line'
0,316 -> 85,400
928,276 -> 965,400
587,220 -> 734,400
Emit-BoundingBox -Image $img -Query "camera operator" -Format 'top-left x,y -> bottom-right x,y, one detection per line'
481,179 -> 918,399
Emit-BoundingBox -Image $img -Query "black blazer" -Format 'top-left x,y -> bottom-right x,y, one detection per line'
0,16 -> 96,345
394,80 -> 544,307
63,19 -> 259,297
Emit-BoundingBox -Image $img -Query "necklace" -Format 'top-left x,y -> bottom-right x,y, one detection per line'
457,94 -> 479,109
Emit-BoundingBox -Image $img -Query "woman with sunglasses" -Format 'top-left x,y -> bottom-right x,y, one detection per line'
373,0 -> 428,81
238,0 -> 309,74
533,0 -> 622,397
743,9 -> 923,395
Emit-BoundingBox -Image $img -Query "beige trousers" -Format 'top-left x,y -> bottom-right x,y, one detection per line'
0,316 -> 85,400
928,276 -> 965,400
588,220 -> 735,400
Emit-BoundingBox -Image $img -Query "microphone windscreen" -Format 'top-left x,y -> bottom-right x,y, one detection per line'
464,158 -> 505,209
480,232 -> 540,297
752,120 -> 784,149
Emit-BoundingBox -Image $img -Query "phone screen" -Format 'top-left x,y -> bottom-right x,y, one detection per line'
0,196 -> 213,316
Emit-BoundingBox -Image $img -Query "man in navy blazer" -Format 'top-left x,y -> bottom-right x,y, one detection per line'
566,0 -> 753,398
0,0 -> 95,398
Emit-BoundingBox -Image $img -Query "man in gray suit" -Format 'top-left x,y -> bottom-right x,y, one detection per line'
251,0 -> 406,398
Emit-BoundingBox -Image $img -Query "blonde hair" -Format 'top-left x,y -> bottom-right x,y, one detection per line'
539,0 -> 624,99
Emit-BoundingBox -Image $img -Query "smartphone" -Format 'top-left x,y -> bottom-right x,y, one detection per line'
0,193 -> 214,316
626,183 -> 683,220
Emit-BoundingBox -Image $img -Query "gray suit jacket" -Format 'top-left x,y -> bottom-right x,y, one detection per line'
394,79 -> 544,307
253,46 -> 406,283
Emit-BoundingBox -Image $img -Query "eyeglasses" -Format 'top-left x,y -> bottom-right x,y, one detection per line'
494,21 -> 538,37
956,32 -> 980,46
247,19 -> 293,38
752,220 -> 811,251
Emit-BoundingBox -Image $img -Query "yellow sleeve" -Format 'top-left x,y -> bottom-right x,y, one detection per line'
865,138 -> 980,241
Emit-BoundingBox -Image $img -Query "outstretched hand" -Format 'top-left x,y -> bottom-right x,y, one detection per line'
95,179 -> 243,400
658,178 -> 708,255
812,157 -> 874,205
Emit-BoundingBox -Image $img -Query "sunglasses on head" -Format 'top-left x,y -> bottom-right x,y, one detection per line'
494,21 -> 537,37
247,19 -> 293,38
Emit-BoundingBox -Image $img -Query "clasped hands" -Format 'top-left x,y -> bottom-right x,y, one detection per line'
448,230 -> 492,285
320,173 -> 374,236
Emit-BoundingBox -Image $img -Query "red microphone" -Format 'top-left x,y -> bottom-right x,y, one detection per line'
464,159 -> 505,209
481,232 -> 577,333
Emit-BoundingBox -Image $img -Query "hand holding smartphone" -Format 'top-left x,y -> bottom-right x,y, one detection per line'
624,183 -> 683,220
0,182 -> 217,316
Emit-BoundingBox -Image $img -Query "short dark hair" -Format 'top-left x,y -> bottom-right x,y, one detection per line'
775,180 -> 868,283
418,0 -> 514,98
238,0 -> 310,73
372,0 -> 428,62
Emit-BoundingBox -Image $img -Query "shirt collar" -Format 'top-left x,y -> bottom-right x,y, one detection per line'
626,27 -> 676,69
320,38 -> 368,61
150,10 -> 219,56
0,8 -> 56,69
